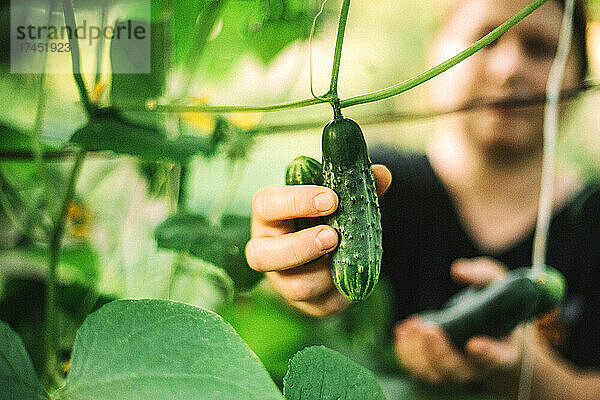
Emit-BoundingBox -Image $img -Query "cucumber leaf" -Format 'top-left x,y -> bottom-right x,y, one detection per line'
52,299 -> 283,400
69,108 -> 212,163
0,320 -> 48,399
0,122 -> 55,152
154,213 -> 263,291
283,346 -> 387,400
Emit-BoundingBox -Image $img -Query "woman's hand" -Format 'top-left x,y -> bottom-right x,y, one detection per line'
245,165 -> 391,317
394,257 -> 524,384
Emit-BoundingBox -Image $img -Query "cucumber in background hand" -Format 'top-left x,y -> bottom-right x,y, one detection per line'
322,116 -> 382,302
284,155 -> 325,231
421,266 -> 566,348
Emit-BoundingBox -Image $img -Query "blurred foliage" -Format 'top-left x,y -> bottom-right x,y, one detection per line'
155,213 -> 263,291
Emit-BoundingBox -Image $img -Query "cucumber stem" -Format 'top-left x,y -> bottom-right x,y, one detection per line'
135,0 -> 549,115
328,0 -> 351,98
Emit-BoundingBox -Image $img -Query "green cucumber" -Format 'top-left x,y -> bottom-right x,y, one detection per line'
285,155 -> 323,186
284,155 -> 325,231
421,266 -> 566,348
322,116 -> 382,301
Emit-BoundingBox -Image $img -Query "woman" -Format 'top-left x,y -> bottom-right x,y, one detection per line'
245,0 -> 600,398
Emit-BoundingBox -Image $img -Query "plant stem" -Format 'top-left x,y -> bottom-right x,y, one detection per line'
328,0 -> 351,99
178,164 -> 188,211
32,0 -> 60,219
62,0 -> 95,116
152,97 -> 325,114
134,0 -> 549,114
340,0 -> 550,108
44,148 -> 86,386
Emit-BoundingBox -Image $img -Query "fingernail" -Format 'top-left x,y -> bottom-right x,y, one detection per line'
314,193 -> 335,212
316,228 -> 337,251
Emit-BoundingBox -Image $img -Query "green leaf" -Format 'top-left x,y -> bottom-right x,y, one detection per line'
199,0 -> 321,80
155,213 -> 263,291
52,299 -> 283,400
0,320 -> 48,399
169,256 -> 235,309
218,289 -> 312,386
171,0 -> 208,67
0,123 -> 54,152
110,21 -> 168,104
70,108 -> 212,163
283,346 -> 387,400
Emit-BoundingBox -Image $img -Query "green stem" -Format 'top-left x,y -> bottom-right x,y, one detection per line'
328,0 -> 351,99
340,0 -> 550,108
93,0 -> 109,88
178,164 -> 188,211
152,97 -> 324,114
32,0 -> 60,219
0,173 -> 47,242
44,149 -> 86,386
62,0 -> 95,116
134,0 -> 549,114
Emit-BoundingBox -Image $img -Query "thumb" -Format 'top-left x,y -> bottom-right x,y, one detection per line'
372,165 -> 392,197
451,257 -> 507,286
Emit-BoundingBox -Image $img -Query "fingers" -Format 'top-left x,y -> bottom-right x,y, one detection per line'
290,288 -> 352,318
395,316 -> 444,383
252,185 -> 338,222
466,334 -> 522,370
266,256 -> 335,302
246,225 -> 338,272
394,316 -> 479,384
451,257 -> 508,286
372,164 -> 392,196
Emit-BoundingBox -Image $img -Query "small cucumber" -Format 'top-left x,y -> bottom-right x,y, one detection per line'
284,156 -> 325,230
285,156 -> 324,186
322,116 -> 382,301
421,266 -> 566,348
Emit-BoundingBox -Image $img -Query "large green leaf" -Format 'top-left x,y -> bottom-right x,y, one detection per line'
69,108 -> 211,163
154,213 -> 263,291
52,299 -> 283,400
283,346 -> 387,400
0,276 -> 116,376
0,320 -> 48,399
218,288 -> 313,385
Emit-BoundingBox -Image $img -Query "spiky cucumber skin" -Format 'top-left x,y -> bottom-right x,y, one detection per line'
422,266 -> 566,348
285,156 -> 325,231
322,117 -> 382,301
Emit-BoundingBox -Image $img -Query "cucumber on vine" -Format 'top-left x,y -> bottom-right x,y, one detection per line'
322,116 -> 382,302
421,266 -> 566,348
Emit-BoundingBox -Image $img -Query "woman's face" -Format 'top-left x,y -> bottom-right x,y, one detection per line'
429,0 -> 581,161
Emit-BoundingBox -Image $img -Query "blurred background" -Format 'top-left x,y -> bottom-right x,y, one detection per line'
0,0 -> 598,392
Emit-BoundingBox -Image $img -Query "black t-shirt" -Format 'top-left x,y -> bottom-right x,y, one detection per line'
371,148 -> 600,369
